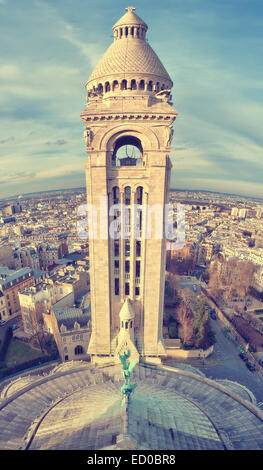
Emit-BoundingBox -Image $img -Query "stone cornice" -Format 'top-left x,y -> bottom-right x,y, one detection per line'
81,113 -> 177,123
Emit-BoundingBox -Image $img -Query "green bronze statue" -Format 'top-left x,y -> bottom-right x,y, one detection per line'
119,349 -> 138,404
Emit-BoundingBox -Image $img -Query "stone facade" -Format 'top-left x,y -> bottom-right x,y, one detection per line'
81,8 -> 177,364
0,268 -> 34,321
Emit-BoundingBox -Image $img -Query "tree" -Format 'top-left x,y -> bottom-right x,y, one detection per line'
176,300 -> 195,346
207,256 -> 255,302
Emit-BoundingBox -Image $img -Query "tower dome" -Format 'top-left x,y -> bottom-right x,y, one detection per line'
86,7 -> 173,99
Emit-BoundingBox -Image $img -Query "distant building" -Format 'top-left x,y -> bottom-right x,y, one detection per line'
13,246 -> 40,271
2,203 -> 22,217
19,282 -> 51,335
38,242 -> 68,269
50,295 -> 91,362
0,267 -> 34,321
19,266 -> 90,336
0,244 -> 16,269
239,208 -> 247,219
231,207 -> 239,217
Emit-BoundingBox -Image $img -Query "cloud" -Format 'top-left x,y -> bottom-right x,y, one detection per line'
57,21 -> 103,69
0,171 -> 36,185
0,0 -> 262,199
45,139 -> 67,146
0,136 -> 15,144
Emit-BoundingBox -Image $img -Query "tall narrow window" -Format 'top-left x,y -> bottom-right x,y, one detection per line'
136,260 -> 141,278
136,186 -> 143,205
139,79 -> 145,90
121,79 -> 127,90
136,241 -> 141,257
131,79 -> 137,90
125,283 -> 130,295
147,81 -> 153,91
115,278 -> 119,296
124,207 -> 130,235
124,187 -> 131,205
125,240 -> 130,257
114,240 -> 119,257
113,186 -> 119,204
125,260 -> 130,273
112,80 -> 119,91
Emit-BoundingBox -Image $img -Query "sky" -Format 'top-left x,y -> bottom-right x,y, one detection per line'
0,0 -> 262,199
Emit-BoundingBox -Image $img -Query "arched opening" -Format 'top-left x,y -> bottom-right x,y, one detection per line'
139,79 -> 145,90
131,79 -> 137,90
121,79 -> 127,90
120,28 -> 123,38
124,187 -> 131,205
112,80 -> 119,91
125,26 -> 128,37
131,26 -> 134,37
161,84 -> 165,90
147,81 -> 153,91
75,345 -> 84,355
136,186 -> 143,205
105,82 -> 110,92
112,135 -> 143,166
112,186 -> 119,204
156,82 -> 160,92
97,83 -> 103,94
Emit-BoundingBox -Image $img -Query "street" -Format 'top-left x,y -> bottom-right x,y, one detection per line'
168,315 -> 263,404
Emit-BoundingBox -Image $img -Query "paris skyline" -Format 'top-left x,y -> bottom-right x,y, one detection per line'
0,0 -> 262,198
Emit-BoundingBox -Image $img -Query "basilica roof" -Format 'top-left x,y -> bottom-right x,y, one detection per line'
1,362 -> 263,450
86,7 -> 173,90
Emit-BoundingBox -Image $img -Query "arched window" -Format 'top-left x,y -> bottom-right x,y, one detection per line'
75,345 -> 84,355
124,186 -> 131,205
131,26 -> 134,37
136,186 -> 143,205
98,83 -> 103,94
155,82 -> 160,92
161,84 -> 165,90
139,79 -> 145,90
131,79 -> 137,90
113,186 -> 119,204
125,26 -> 128,37
147,81 -> 153,91
121,79 -> 127,90
112,80 -> 119,91
105,82 -> 110,92
120,28 -> 123,38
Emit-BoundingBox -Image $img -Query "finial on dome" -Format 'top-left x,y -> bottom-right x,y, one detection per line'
125,6 -> 136,13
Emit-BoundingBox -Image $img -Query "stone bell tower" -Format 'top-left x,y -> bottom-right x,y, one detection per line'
80,7 -> 177,364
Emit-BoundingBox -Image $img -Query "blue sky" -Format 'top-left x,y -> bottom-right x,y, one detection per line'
0,0 -> 262,199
